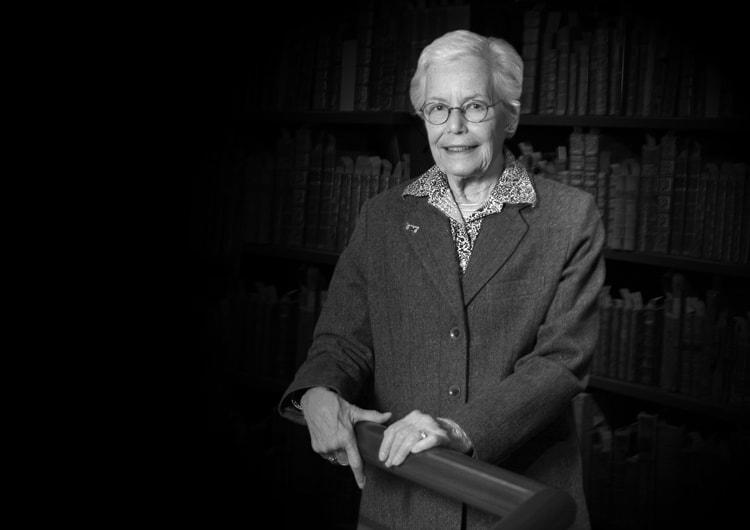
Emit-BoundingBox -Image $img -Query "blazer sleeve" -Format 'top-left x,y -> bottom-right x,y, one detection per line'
278,201 -> 375,424
455,192 -> 606,463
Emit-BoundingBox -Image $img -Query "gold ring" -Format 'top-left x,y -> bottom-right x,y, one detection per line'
419,430 -> 428,440
327,455 -> 337,463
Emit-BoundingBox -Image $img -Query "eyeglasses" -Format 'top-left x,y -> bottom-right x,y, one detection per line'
420,101 -> 498,125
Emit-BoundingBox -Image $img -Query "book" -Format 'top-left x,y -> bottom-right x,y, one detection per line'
554,23 -> 571,116
316,134 -> 338,251
575,31 -> 591,116
637,134 -> 660,252
339,39 -> 358,111
295,265 -> 320,373
669,145 -> 689,255
660,272 -> 685,393
609,298 -> 623,379
699,162 -> 719,260
654,420 -> 686,528
304,134 -> 324,248
623,21 -> 641,117
521,7 -> 543,114
606,162 -> 627,249
596,286 -> 613,377
622,158 -> 640,251
353,1 -> 375,111
626,291 -> 644,383
737,163 -> 749,264
288,127 -> 312,247
335,155 -> 354,252
634,412 -> 657,529
681,142 -> 703,257
638,19 -> 658,116
607,15 -> 625,116
718,161 -> 736,263
640,296 -> 664,386
618,289 -> 634,380
538,11 -> 561,115
610,423 -> 636,527
274,129 -> 296,245
677,46 -> 698,117
730,162 -> 747,264
653,132 -> 677,254
590,17 -> 609,116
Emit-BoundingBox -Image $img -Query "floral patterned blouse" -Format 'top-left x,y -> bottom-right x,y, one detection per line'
402,147 -> 537,273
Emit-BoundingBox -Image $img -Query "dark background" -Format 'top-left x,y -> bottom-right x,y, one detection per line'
143,1 -> 749,528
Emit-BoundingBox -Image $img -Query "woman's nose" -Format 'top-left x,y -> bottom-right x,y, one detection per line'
446,108 -> 468,133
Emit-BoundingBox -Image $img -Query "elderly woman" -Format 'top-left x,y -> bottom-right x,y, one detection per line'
278,29 -> 604,530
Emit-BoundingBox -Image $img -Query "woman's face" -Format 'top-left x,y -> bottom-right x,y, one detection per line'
422,56 -> 508,181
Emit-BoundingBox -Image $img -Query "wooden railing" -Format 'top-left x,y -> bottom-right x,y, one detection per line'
355,421 -> 576,530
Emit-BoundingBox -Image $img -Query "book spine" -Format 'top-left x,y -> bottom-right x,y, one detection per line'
576,33 -> 591,116
521,8 -> 542,114
669,147 -> 689,255
682,144 -> 703,257
637,137 -> 660,251
719,161 -> 736,263
590,20 -> 609,116
730,162 -> 746,263
653,133 -> 676,254
700,162 -> 719,260
304,136 -> 324,248
555,25 -> 570,116
354,1 -> 374,111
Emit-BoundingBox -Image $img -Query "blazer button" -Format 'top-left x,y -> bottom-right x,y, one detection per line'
449,327 -> 461,339
448,385 -> 461,397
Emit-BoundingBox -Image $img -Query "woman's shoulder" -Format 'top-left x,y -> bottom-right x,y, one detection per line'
532,174 -> 596,206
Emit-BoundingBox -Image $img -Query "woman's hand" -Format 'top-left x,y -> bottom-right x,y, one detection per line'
379,410 -> 471,467
300,386 -> 391,489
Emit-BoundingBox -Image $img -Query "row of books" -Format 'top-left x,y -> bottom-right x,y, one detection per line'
216,267 -> 327,383
593,274 -> 750,407
521,8 -> 738,118
519,129 -> 749,264
242,127 -> 411,251
574,392 -> 748,529
247,1 -> 475,114
244,2 -> 739,119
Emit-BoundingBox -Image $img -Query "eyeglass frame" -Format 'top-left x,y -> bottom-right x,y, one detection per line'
418,100 -> 500,125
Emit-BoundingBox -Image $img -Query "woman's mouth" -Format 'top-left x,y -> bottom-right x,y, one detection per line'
444,146 -> 476,152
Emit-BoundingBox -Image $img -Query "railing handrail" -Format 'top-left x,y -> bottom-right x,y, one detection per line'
355,421 -> 576,530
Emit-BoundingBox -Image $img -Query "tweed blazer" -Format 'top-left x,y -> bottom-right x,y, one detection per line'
279,171 -> 606,530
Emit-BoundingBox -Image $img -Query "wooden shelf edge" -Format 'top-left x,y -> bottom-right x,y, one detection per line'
603,249 -> 749,277
245,243 -> 339,265
588,375 -> 749,424
230,111 -> 746,130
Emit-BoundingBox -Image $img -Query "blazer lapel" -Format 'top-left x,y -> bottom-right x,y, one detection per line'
402,201 -> 465,315
462,205 -> 529,306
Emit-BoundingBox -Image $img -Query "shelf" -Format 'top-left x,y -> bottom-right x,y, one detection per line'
246,243 -> 339,265
246,110 -> 422,126
518,114 -> 748,131
245,245 -> 747,277
603,249 -> 750,278
236,110 -> 747,130
588,375 -> 749,424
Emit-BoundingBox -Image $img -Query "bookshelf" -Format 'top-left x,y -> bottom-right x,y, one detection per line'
188,1 -> 749,529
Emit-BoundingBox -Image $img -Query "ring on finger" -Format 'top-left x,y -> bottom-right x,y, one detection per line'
419,430 -> 428,440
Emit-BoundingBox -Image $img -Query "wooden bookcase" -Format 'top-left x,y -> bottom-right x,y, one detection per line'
186,1 -> 749,529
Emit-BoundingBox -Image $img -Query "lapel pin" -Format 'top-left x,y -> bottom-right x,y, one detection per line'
405,223 -> 420,233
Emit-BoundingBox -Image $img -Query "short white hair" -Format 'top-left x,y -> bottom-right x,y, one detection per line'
409,29 -> 523,135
